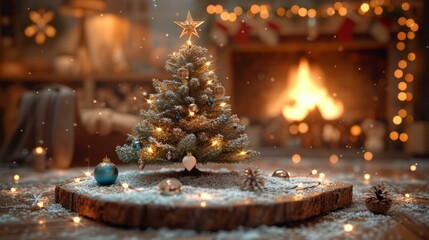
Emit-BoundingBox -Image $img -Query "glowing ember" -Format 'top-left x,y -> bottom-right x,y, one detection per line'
405,193 -> 410,198
281,58 -> 344,121
84,171 -> 91,177
311,169 -> 318,175
10,188 -> 17,193
122,183 -> 129,189
410,164 -> 417,171
319,173 -> 326,179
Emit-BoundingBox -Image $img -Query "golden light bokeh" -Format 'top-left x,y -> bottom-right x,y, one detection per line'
334,2 -> 343,10
407,52 -> 416,61
390,131 -> 399,140
398,60 -> 407,69
298,7 -> 308,17
402,2 -> 410,11
374,6 -> 383,15
398,82 -> 407,91
206,5 -> 215,14
406,92 -> 413,101
329,154 -> 339,164
398,17 -> 406,26
398,109 -> 407,118
397,32 -> 406,41
291,5 -> 300,14
405,73 -> 414,83
406,18 -> 415,28
350,125 -> 362,136
308,9 -> 317,18
364,152 -> 373,161
250,4 -> 260,14
396,42 -> 405,51
220,11 -> 229,21
326,7 -> 335,16
338,7 -> 348,16
289,124 -> 299,135
360,3 -> 370,12
399,133 -> 409,142
394,69 -> 403,79
215,5 -> 223,14
397,92 -> 407,101
292,154 -> 301,164
298,122 -> 309,134
276,7 -> 286,17
234,6 -> 243,16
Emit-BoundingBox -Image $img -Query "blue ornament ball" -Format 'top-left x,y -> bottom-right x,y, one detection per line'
207,97 -> 214,106
94,157 -> 118,186
132,141 -> 143,150
175,112 -> 182,119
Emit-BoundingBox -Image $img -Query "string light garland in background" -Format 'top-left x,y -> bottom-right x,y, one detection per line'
207,1 -> 419,147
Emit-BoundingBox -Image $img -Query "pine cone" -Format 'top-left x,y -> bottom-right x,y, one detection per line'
240,168 -> 265,192
364,184 -> 392,214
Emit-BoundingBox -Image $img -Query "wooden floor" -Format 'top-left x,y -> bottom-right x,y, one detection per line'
1,151 -> 428,239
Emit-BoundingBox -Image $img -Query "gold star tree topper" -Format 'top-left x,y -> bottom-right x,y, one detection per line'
174,11 -> 204,42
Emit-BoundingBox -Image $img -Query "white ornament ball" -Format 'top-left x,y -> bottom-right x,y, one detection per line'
182,152 -> 197,171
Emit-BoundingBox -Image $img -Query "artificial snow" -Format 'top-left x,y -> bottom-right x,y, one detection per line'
64,169 -> 333,207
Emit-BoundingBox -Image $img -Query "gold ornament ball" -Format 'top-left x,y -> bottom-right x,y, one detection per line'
177,67 -> 189,81
214,85 -> 226,98
188,103 -> 199,113
272,169 -> 290,180
158,178 -> 182,196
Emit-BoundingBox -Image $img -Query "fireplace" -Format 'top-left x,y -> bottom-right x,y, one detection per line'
228,41 -> 388,150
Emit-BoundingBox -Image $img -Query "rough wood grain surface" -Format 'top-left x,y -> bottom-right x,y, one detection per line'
55,175 -> 352,231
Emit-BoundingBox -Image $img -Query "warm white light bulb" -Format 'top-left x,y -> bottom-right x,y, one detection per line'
344,223 -> 353,232
13,175 -> 20,181
72,216 -> 81,223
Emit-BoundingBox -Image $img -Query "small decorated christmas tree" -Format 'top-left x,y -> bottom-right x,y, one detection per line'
116,12 -> 258,172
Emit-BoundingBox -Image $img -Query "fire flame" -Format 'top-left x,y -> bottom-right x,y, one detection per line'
282,58 -> 343,121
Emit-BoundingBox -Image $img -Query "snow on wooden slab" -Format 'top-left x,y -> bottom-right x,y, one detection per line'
55,168 -> 352,230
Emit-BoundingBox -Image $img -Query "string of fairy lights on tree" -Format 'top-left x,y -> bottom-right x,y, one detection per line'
206,1 -> 419,147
